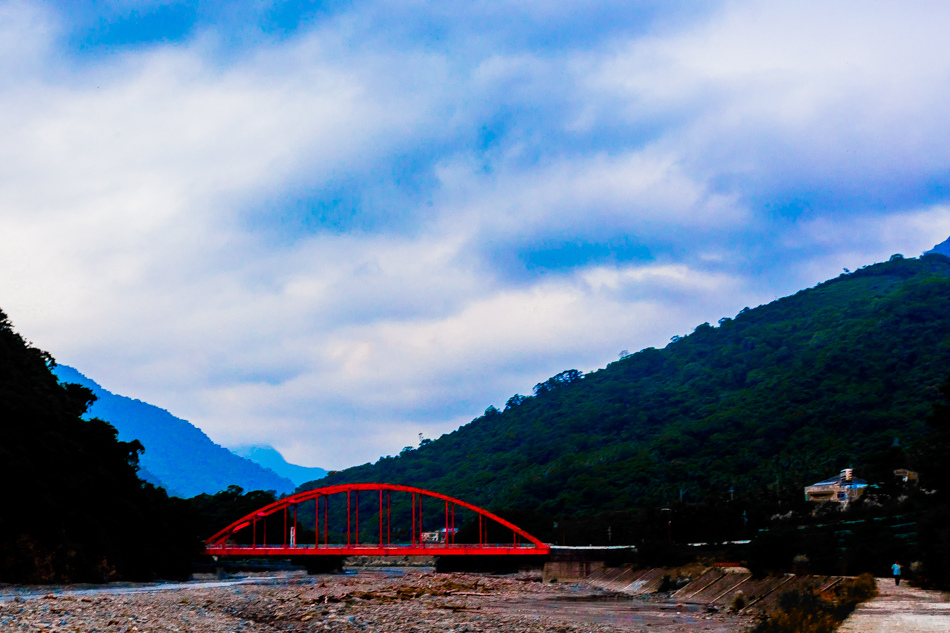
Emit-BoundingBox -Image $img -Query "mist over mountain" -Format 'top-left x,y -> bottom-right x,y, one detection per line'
52,366 -> 294,497
232,444 -> 327,487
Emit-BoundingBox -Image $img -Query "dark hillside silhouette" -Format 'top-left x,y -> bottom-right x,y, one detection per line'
0,310 -> 198,582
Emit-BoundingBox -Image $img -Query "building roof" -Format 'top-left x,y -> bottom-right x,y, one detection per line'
809,475 -> 867,487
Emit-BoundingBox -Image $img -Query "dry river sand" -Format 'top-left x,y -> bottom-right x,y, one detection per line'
0,569 -> 751,632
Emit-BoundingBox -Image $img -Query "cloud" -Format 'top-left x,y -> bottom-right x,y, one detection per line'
779,205 -> 950,291
585,2 -> 950,210
1,1 -> 949,468
431,148 -> 745,282
182,257 -> 749,466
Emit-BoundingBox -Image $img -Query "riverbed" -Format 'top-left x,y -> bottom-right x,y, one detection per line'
0,568 -> 752,632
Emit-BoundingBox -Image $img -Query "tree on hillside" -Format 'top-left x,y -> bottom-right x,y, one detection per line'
189,485 -> 277,541
533,369 -> 583,395
0,308 -> 200,582
917,375 -> 950,496
910,373 -> 950,588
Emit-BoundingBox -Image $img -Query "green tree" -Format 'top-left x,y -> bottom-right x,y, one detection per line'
0,308 -> 200,582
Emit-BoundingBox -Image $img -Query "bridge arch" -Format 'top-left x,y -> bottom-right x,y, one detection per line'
204,483 -> 550,556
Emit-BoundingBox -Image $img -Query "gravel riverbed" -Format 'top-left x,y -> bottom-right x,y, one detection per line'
0,569 -> 751,632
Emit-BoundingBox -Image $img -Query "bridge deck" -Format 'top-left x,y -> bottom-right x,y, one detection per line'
205,544 -> 550,556
204,484 -> 551,559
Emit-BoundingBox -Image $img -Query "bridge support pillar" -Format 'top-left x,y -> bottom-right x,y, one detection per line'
542,547 -> 635,582
435,555 -> 547,574
542,559 -> 604,583
291,556 -> 345,575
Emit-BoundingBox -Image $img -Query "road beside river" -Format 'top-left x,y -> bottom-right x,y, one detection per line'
839,577 -> 950,633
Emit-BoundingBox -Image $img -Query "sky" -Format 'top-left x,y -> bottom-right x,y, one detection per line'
2,1 -> 950,469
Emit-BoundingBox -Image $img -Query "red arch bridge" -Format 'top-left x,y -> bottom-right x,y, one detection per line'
204,483 -> 551,557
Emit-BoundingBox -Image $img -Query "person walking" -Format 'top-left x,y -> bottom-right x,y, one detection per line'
891,561 -> 902,586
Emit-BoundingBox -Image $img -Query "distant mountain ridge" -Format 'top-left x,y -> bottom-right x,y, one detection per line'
926,236 -> 950,258
232,445 -> 327,487
53,365 -> 295,497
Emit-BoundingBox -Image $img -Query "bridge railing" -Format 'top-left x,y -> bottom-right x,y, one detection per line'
205,543 -> 544,550
203,483 -> 550,556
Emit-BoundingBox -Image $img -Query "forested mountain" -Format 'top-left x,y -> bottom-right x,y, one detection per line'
52,366 -> 295,497
304,253 -> 950,515
0,311 -> 197,582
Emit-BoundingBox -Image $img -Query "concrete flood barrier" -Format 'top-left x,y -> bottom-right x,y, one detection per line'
580,566 -> 847,615
623,568 -> 669,594
542,546 -> 634,583
672,568 -> 724,601
583,567 -> 626,588
681,571 -> 751,604
739,574 -> 844,613
585,567 -> 676,594
610,568 -> 647,592
707,574 -> 788,610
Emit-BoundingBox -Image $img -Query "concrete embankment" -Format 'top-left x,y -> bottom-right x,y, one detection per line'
584,565 -> 846,614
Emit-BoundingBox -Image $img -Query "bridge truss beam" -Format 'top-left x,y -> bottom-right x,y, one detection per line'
204,482 -> 550,557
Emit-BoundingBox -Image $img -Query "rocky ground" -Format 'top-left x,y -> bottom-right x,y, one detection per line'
0,569 -> 752,632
